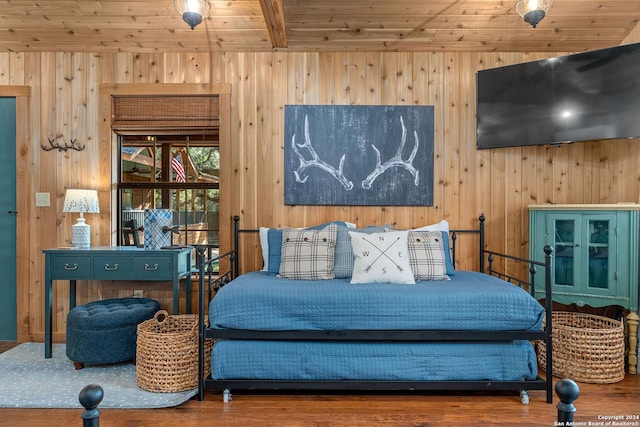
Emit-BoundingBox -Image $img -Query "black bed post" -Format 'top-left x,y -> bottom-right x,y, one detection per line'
79,384 -> 103,427
556,379 -> 579,424
197,245 -> 206,401
544,244 -> 554,403
478,214 -> 485,273
233,215 -> 240,278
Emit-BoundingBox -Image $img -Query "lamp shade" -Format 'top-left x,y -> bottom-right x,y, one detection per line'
63,189 -> 100,214
63,189 -> 99,249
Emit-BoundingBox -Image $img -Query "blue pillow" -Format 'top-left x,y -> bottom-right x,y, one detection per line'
440,230 -> 455,276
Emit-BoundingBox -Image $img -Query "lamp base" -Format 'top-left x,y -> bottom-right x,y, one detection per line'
72,217 -> 91,249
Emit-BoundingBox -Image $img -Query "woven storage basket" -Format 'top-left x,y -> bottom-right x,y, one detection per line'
537,311 -> 625,384
136,310 -> 213,393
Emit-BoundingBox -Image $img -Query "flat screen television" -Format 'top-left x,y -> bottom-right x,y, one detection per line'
476,42 -> 640,150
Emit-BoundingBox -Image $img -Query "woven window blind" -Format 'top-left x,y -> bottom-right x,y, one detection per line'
111,95 -> 219,133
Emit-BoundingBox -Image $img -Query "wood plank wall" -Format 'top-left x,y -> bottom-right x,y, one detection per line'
5,28 -> 640,343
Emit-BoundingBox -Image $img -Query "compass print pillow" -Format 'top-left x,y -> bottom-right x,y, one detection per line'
348,230 -> 415,284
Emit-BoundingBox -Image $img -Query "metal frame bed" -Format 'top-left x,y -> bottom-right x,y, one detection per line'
197,215 -> 554,403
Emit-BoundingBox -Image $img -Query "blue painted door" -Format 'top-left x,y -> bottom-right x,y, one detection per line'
0,97 -> 17,340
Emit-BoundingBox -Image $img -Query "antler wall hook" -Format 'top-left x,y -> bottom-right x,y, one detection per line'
41,137 -> 86,152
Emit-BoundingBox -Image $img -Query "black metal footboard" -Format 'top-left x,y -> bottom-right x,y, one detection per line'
197,216 -> 554,403
197,246 -> 236,401
479,244 -> 555,403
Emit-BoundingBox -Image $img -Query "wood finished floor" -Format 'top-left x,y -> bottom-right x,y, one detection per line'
0,341 -> 638,427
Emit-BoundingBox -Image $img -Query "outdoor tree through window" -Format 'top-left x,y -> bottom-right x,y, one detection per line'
118,134 -> 220,248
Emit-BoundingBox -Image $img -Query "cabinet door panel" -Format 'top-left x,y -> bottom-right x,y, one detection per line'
587,218 -> 611,290
583,214 -> 617,298
548,214 -> 579,289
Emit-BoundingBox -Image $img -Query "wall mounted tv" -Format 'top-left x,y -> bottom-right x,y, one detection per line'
476,42 -> 640,150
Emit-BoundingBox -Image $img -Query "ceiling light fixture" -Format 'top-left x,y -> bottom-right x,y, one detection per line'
174,0 -> 211,30
515,0 -> 553,28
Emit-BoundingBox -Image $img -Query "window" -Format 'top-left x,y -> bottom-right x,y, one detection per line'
110,92 -> 222,250
118,133 -> 219,248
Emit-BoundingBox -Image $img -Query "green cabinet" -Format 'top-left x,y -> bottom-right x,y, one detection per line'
529,204 -> 639,312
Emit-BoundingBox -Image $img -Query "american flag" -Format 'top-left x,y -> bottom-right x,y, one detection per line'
171,156 -> 186,182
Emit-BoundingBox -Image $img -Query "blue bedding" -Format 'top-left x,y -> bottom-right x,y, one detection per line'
209,271 -> 544,331
211,340 -> 539,381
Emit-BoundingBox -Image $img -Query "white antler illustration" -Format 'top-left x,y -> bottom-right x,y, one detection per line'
361,116 -> 420,189
292,114 -> 354,191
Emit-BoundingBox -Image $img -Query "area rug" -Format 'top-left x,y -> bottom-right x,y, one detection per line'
0,343 -> 198,408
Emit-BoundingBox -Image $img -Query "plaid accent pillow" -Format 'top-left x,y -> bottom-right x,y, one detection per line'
409,219 -> 455,275
266,221 -> 351,275
407,231 -> 450,281
278,224 -> 337,280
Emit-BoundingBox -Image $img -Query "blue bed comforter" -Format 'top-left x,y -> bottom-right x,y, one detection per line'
209,271 -> 544,331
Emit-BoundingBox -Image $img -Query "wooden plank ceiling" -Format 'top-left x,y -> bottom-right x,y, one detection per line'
0,0 -> 639,53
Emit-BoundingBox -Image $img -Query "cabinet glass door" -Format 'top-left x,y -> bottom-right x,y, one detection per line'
553,218 -> 576,286
587,219 -> 610,289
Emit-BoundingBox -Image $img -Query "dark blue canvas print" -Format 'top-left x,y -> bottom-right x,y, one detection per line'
284,105 -> 434,206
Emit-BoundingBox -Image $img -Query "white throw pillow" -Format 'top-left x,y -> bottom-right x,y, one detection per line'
412,219 -> 449,232
349,230 -> 415,284
259,227 -> 269,271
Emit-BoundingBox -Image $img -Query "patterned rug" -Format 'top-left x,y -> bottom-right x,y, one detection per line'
0,343 -> 197,408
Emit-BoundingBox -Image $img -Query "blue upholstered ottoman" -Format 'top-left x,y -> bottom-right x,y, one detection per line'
66,297 -> 161,369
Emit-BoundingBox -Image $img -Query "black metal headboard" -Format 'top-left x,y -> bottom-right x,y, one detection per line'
203,214 -> 550,297
229,214 -> 486,277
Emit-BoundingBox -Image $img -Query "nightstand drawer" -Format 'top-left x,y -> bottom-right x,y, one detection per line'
50,256 -> 92,279
132,256 -> 172,280
92,257 -> 133,280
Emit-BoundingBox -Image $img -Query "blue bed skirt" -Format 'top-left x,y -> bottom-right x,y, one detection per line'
211,340 -> 539,381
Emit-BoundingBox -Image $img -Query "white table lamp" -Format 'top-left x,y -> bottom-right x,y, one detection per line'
63,189 -> 100,249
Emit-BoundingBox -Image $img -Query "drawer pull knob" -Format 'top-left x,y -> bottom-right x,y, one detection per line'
144,263 -> 159,271
104,264 -> 119,271
64,263 -> 79,271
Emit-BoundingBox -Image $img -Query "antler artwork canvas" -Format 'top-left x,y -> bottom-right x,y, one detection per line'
284,105 -> 434,206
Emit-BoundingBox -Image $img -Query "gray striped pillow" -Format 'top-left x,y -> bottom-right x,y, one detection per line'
334,224 -> 391,278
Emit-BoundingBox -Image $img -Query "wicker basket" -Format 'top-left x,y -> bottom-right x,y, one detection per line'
136,310 -> 213,393
537,311 -> 625,384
